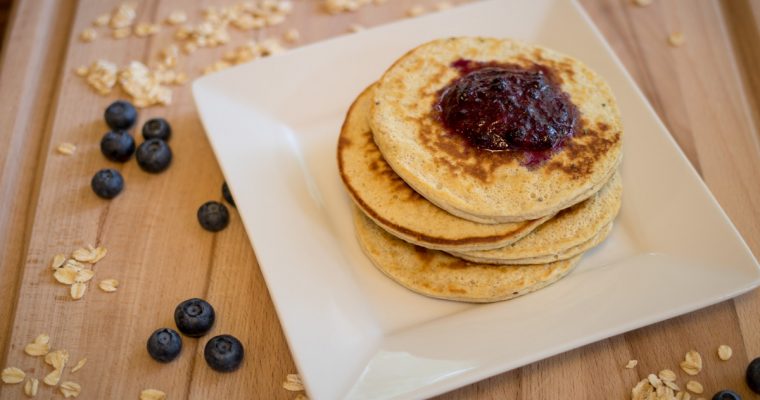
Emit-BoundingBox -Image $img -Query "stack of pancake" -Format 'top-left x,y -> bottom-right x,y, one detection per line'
337,37 -> 622,303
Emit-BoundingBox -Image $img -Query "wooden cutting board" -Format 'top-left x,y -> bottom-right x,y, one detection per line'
0,0 -> 758,398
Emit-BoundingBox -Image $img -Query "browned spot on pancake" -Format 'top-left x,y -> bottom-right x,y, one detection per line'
338,135 -> 352,148
597,122 -> 609,132
447,284 -> 467,294
545,130 -> 621,179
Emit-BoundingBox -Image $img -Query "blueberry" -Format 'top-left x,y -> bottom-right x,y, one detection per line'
136,139 -> 172,173
104,100 -> 137,130
100,130 -> 135,162
174,298 -> 215,337
713,390 -> 742,400
146,328 -> 182,363
748,357 -> 760,393
142,118 -> 172,141
91,168 -> 124,199
204,335 -> 244,372
222,182 -> 236,208
197,201 -> 229,232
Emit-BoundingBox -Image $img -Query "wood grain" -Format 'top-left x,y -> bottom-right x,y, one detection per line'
0,0 -> 758,399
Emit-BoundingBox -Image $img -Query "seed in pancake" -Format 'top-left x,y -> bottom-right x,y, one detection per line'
718,345 -> 732,361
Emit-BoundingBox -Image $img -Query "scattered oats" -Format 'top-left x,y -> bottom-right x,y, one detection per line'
286,374 -> 303,385
664,379 -> 680,391
45,349 -> 69,370
79,28 -> 97,43
294,394 -> 309,400
90,246 -> 107,263
718,345 -> 732,361
182,42 -> 198,54
166,11 -> 187,25
119,61 -> 172,107
282,380 -> 304,391
24,377 -> 38,397
668,32 -> 685,47
83,60 -> 118,95
685,380 -> 703,394
406,5 -> 426,17
284,29 -> 300,43
110,3 -> 137,29
631,378 -> 653,400
73,247 -> 97,262
373,0 -> 387,4
135,22 -> 161,37
324,0 -> 372,14
266,13 -> 286,26
680,350 -> 702,375
647,373 -> 663,388
625,359 -> 638,369
99,279 -> 119,292
93,14 -> 110,27
54,266 -> 79,285
75,65 -> 90,77
43,368 -> 61,386
202,60 -> 232,75
659,369 -> 677,382
60,381 -> 81,398
112,27 -> 131,39
174,72 -> 188,85
349,24 -> 365,33
71,358 -> 87,373
75,269 -> 96,283
24,334 -> 50,356
175,25 -> 192,40
64,259 -> 85,271
634,0 -> 653,6
57,142 -> 77,155
140,388 -> 167,400
52,254 -> 67,269
1,367 -> 25,384
435,1 -> 453,11
70,282 -> 87,300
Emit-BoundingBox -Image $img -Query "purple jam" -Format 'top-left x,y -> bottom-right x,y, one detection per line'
436,59 -> 578,152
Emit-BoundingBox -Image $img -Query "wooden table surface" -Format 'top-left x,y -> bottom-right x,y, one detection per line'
1,0 -> 759,399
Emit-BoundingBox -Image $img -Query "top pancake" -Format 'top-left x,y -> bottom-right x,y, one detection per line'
371,37 -> 623,223
338,85 -> 550,252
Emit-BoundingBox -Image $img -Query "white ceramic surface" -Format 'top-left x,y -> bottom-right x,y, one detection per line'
192,1 -> 760,398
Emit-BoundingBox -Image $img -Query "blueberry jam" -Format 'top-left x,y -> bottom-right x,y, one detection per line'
436,59 -> 578,154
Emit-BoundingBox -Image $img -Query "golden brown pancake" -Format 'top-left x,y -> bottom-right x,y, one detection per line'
353,206 -> 581,303
450,172 -> 622,264
371,37 -> 623,223
338,85 -> 551,251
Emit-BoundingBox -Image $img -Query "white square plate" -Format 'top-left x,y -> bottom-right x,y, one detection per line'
193,1 -> 760,398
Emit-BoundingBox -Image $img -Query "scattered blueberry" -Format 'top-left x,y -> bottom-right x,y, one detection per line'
713,390 -> 742,400
142,118 -> 172,141
100,130 -> 135,162
204,335 -> 244,372
147,328 -> 183,363
175,298 -> 216,337
197,201 -> 229,232
91,168 -> 124,199
747,357 -> 760,393
222,182 -> 235,208
136,139 -> 172,173
104,100 -> 137,130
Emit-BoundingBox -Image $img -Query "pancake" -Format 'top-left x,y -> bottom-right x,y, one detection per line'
371,37 -> 623,223
353,206 -> 581,303
450,172 -> 622,264
338,85 -> 551,251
